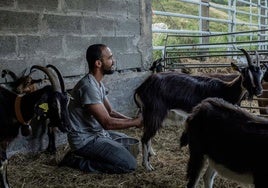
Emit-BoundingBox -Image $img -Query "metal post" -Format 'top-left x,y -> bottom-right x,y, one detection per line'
228,0 -> 234,52
260,0 -> 267,50
201,0 -> 209,61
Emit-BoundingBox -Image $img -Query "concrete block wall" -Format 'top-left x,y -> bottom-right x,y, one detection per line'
0,0 -> 152,154
0,0 -> 152,79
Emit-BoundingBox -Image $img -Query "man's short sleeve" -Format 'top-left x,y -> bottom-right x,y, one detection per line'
79,82 -> 102,106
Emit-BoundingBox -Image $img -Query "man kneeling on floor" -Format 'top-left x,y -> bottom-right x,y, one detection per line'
59,44 -> 143,173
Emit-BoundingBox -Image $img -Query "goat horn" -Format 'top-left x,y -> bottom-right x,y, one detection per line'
1,69 -> 18,81
27,69 -> 37,77
239,48 -> 253,66
30,65 -> 61,92
46,64 -> 66,92
255,50 -> 260,66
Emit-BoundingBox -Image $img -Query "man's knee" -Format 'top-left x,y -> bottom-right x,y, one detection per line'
119,156 -> 137,173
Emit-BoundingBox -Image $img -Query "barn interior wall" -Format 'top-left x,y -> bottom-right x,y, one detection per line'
0,0 -> 152,154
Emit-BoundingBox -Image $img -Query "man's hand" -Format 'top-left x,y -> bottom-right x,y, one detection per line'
135,113 -> 143,128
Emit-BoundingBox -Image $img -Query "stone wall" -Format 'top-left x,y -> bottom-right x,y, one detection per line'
0,0 -> 152,154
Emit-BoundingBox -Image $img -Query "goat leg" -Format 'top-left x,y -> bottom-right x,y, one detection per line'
147,139 -> 156,156
203,165 -> 217,188
253,172 -> 268,188
46,126 -> 56,154
142,140 -> 155,171
0,145 -> 9,188
0,159 -> 9,188
186,151 -> 205,188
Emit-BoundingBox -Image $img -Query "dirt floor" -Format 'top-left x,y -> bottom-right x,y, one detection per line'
8,112 -> 253,188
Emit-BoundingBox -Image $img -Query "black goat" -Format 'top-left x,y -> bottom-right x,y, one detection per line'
0,65 -> 70,188
134,49 -> 265,171
1,67 -> 61,153
180,97 -> 268,188
149,58 -> 165,73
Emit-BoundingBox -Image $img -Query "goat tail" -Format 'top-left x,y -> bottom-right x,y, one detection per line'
180,129 -> 188,149
180,120 -> 189,149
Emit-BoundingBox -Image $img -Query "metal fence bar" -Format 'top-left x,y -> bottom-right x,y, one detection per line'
153,0 -> 268,51
164,29 -> 268,37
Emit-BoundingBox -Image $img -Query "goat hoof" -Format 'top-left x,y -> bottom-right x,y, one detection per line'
149,150 -> 156,156
145,164 -> 155,171
21,125 -> 32,136
142,161 -> 155,171
149,163 -> 155,171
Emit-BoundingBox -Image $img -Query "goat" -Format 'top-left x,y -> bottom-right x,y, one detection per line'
134,49 -> 265,171
180,97 -> 268,188
240,52 -> 268,117
0,65 -> 70,188
149,57 -> 191,74
1,69 -> 49,94
149,58 -> 165,73
1,68 -> 60,153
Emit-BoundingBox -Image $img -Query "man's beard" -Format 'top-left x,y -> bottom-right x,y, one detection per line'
103,69 -> 115,75
103,66 -> 115,75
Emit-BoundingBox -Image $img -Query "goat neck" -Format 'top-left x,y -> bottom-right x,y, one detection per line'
224,75 -> 245,104
19,86 -> 53,123
12,86 -> 53,136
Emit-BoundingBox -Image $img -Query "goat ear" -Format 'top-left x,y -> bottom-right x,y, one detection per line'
231,62 -> 240,72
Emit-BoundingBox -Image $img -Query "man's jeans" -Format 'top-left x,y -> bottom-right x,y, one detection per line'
63,131 -> 137,174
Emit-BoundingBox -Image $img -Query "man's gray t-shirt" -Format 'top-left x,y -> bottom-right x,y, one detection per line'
67,74 -> 110,150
